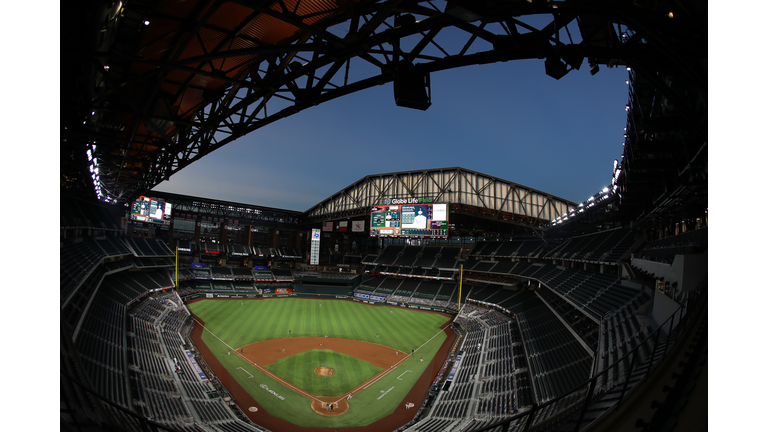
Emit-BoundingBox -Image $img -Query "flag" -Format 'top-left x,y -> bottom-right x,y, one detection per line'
322,221 -> 333,232
352,220 -> 365,232
339,221 -> 348,232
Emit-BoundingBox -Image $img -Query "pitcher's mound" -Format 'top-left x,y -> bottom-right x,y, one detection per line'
314,366 -> 335,376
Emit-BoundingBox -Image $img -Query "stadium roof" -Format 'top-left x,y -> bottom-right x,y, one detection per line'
303,166 -> 577,228
62,0 -> 706,232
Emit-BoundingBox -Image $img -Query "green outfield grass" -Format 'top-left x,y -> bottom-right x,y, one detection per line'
188,298 -> 451,428
264,349 -> 383,397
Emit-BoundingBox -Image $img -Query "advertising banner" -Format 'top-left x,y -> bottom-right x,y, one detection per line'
446,355 -> 462,382
184,350 -> 208,382
353,291 -> 387,302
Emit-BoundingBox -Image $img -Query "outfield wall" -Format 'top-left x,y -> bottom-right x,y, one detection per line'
182,291 -> 457,315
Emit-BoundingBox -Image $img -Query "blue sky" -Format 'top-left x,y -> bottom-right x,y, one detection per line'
154,58 -> 629,212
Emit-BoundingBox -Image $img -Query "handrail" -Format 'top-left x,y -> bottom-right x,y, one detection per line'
468,281 -> 706,432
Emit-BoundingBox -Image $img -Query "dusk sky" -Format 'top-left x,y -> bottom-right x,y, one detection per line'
154,58 -> 629,212
149,15 -> 632,213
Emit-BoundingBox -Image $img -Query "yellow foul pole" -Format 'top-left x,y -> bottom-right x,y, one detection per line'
458,264 -> 463,312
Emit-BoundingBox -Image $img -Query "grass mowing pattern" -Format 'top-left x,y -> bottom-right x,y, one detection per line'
264,349 -> 383,397
188,298 -> 447,352
189,298 -> 450,428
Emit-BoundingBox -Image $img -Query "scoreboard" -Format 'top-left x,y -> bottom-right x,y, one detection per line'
370,203 -> 448,238
130,196 -> 172,225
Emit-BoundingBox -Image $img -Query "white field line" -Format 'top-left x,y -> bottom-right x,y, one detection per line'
192,316 -> 323,403
397,370 -> 412,380
193,314 -> 448,406
331,326 -> 447,405
237,367 -> 253,378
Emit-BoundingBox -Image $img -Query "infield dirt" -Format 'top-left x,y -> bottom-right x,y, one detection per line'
188,298 -> 457,431
238,336 -> 406,369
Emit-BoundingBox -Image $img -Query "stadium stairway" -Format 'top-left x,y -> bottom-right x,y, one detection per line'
549,294 -> 707,432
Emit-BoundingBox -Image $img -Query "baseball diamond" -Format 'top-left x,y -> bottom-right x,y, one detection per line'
187,297 -> 455,430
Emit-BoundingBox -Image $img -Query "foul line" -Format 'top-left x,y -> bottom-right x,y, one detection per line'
330,326 -> 448,405
192,315 -> 448,407
191,316 -> 324,403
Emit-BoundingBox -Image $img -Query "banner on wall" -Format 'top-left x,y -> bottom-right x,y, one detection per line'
446,355 -> 462,382
353,291 -> 387,302
352,220 -> 365,232
184,350 -> 208,382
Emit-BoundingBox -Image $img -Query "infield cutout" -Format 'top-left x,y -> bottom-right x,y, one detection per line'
310,398 -> 349,416
314,366 -> 335,376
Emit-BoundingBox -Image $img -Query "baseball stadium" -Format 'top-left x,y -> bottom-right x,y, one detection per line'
61,2 -> 707,432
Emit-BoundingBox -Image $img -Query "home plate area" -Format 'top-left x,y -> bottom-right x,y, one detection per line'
310,398 -> 349,416
238,336 -> 407,417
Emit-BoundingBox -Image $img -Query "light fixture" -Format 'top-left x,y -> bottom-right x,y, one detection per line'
143,20 -> 150,25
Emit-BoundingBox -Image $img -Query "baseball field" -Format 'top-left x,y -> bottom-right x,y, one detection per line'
186,297 -> 454,430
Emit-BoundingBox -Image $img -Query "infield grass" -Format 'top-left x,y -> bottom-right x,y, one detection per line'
264,349 -> 383,397
188,298 -> 451,428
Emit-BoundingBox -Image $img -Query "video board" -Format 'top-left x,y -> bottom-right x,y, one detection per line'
130,196 -> 172,225
370,203 -> 448,238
